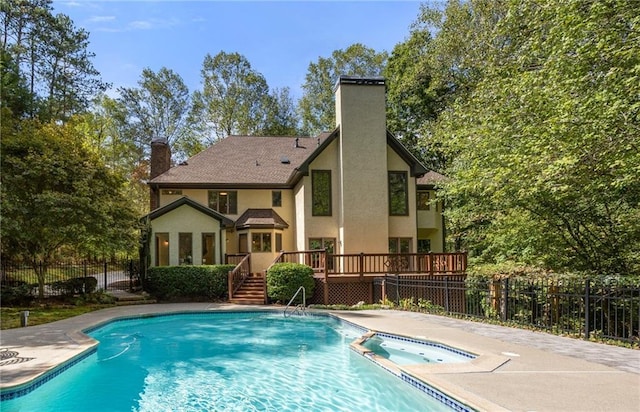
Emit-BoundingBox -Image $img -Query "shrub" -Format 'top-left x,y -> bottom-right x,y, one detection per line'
145,265 -> 235,301
266,263 -> 315,303
50,277 -> 98,296
0,280 -> 35,306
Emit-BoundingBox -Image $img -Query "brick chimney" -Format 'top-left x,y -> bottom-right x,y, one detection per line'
150,138 -> 171,211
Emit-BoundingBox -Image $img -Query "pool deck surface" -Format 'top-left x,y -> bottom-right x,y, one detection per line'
1,303 -> 639,411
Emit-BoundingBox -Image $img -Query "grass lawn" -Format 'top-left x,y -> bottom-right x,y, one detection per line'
1,304 -> 115,330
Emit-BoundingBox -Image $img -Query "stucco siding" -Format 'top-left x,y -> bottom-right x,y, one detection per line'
150,204 -> 224,266
304,139 -> 340,248
336,81 -> 389,254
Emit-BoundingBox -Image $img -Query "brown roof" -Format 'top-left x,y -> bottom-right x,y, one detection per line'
417,171 -> 448,186
235,209 -> 289,229
150,134 -> 331,187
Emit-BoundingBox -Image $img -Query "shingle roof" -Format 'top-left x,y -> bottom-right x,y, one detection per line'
235,209 -> 289,230
150,134 -> 332,187
417,171 -> 447,186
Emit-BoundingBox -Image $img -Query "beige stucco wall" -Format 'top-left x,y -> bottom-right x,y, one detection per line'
417,228 -> 443,252
158,189 -> 296,259
335,81 -> 389,254
302,139 -> 340,249
387,147 -> 418,247
294,181 -> 306,251
150,204 -> 225,266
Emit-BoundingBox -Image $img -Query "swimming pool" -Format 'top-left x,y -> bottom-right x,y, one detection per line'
0,312 -> 471,411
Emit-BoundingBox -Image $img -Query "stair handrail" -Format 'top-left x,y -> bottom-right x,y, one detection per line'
283,286 -> 306,317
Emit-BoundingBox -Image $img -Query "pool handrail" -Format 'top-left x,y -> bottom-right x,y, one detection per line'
284,286 -> 306,317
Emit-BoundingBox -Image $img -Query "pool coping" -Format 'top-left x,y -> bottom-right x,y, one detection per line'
1,303 -> 639,412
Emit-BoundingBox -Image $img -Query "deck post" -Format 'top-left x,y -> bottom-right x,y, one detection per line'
359,253 -> 364,280
323,281 -> 329,305
429,253 -> 434,276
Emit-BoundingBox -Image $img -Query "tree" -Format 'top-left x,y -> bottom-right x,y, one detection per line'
73,95 -> 150,217
298,43 -> 387,135
384,25 -> 442,170
192,51 -> 270,142
1,0 -> 106,121
433,0 -> 640,275
1,114 -> 139,298
259,87 -> 300,136
118,67 -> 193,161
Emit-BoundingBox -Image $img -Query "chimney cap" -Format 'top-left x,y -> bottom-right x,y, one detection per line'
151,137 -> 168,145
334,75 -> 385,92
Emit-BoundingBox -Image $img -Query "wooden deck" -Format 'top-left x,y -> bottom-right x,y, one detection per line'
226,250 -> 468,305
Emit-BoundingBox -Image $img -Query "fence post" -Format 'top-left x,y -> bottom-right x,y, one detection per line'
444,276 -> 450,312
501,278 -> 509,321
382,274 -> 387,304
104,261 -> 108,291
584,279 -> 591,340
128,260 -> 134,292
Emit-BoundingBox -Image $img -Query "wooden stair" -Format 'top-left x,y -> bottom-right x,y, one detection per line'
229,274 -> 266,305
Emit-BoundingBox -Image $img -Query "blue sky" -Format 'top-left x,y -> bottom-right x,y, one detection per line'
52,1 -> 428,99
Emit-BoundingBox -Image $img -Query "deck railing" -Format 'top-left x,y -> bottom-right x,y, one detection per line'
227,253 -> 251,300
272,250 -> 467,280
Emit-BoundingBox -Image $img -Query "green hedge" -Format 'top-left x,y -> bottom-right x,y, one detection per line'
145,265 -> 236,301
50,277 -> 98,296
266,262 -> 315,303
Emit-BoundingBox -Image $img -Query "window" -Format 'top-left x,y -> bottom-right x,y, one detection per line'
202,233 -> 215,264
272,191 -> 282,207
312,170 -> 331,216
388,171 -> 408,216
275,233 -> 282,252
179,233 -> 193,264
252,233 -> 272,252
417,191 -> 430,210
208,191 -> 237,214
155,233 -> 169,266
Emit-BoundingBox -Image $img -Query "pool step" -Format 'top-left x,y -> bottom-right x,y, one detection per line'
229,274 -> 266,305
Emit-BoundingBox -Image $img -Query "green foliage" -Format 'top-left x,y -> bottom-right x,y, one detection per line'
50,277 -> 98,297
1,117 -> 140,297
0,281 -> 35,306
299,43 -> 387,135
1,0 -> 106,121
266,263 -> 315,303
414,0 -> 640,276
117,67 -> 194,161
192,51 -> 271,142
145,265 -> 235,301
1,118 -> 140,259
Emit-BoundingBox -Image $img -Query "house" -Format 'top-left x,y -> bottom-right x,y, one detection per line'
145,76 -> 445,274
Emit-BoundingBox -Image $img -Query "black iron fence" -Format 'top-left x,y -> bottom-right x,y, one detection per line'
376,275 -> 640,344
1,260 -> 140,299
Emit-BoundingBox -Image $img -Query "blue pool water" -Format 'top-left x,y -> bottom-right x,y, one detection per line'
1,312 -> 461,412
